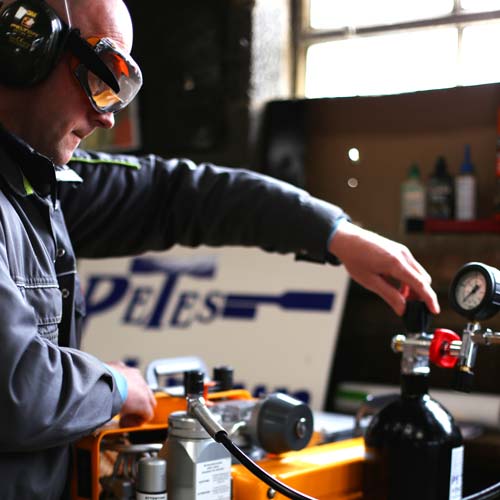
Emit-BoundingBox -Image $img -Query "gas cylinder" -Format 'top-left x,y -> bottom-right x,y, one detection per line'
364,374 -> 463,500
363,301 -> 464,500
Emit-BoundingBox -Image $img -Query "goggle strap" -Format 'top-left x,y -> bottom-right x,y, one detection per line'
66,29 -> 120,93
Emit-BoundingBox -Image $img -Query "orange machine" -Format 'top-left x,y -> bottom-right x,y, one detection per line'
72,387 -> 367,500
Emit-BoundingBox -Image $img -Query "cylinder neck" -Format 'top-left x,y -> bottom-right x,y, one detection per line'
401,374 -> 429,397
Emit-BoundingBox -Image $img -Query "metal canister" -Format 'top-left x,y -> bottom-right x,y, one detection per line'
136,457 -> 167,500
166,411 -> 231,500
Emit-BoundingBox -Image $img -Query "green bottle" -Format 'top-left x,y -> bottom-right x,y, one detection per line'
401,163 -> 425,232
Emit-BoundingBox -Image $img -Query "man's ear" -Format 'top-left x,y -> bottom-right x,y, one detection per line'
0,0 -> 69,87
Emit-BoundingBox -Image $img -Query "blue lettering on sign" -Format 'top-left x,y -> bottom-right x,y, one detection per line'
84,256 -> 335,329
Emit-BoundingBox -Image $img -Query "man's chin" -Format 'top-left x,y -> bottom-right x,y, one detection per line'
55,140 -> 81,166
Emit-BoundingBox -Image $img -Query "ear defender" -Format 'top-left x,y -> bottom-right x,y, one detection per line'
0,0 -> 68,86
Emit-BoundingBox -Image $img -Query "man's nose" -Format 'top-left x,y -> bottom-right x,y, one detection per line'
94,110 -> 115,129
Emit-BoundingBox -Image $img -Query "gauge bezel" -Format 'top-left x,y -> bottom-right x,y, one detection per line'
449,262 -> 500,320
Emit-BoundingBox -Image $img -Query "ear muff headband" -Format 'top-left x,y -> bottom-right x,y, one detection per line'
0,0 -> 119,91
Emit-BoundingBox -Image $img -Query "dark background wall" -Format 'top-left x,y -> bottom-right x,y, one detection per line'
124,0 -> 253,167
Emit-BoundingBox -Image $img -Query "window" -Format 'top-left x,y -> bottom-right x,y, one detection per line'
296,0 -> 500,98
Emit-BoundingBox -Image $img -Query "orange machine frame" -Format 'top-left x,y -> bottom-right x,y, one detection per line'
72,389 -> 366,500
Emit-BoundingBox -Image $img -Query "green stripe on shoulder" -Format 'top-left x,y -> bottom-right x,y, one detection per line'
69,156 -> 141,170
22,175 -> 34,195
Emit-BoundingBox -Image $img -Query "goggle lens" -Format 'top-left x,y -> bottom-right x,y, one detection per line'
73,37 -> 142,114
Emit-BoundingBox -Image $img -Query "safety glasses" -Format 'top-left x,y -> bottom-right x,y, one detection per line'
70,36 -> 143,114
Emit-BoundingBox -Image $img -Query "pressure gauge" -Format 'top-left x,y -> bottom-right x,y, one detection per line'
449,262 -> 500,320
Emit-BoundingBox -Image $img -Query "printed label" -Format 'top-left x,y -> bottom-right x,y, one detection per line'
402,190 -> 425,218
195,458 -> 231,500
449,446 -> 464,500
136,493 -> 167,500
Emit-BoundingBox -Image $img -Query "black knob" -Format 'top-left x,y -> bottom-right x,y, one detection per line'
255,393 -> 313,454
403,300 -> 431,333
184,370 -> 204,396
453,369 -> 474,393
213,366 -> 234,391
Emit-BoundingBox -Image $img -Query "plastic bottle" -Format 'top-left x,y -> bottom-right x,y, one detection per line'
427,156 -> 454,219
455,145 -> 477,221
401,163 -> 425,232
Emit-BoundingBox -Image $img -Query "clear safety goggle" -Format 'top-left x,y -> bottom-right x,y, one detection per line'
71,37 -> 143,114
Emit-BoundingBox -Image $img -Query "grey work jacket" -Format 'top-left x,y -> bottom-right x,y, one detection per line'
0,129 -> 346,499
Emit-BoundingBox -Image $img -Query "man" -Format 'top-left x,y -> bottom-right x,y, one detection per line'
0,0 -> 440,498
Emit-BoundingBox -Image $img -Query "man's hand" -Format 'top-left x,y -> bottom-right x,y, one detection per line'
106,361 -> 157,427
329,221 -> 440,316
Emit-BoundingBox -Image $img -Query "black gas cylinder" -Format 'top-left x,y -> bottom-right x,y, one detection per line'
363,374 -> 463,500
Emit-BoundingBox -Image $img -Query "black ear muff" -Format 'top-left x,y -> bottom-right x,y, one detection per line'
0,0 -> 68,87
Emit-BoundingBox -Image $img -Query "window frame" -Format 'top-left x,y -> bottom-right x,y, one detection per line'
292,0 -> 500,97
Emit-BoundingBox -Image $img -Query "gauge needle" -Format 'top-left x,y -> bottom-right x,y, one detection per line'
464,284 -> 479,301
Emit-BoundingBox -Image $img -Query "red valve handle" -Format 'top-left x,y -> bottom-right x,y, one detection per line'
429,328 -> 461,369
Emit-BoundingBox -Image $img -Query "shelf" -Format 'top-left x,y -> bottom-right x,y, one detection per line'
424,218 -> 500,233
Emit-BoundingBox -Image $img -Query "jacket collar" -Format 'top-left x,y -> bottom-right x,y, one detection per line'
0,124 -> 82,198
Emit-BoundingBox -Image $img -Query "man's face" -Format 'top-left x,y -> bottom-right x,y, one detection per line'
9,0 -> 134,165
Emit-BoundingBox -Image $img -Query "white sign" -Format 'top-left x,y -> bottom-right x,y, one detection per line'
79,246 -> 349,409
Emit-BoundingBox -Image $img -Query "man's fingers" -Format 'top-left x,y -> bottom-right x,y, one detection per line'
382,257 -> 440,315
401,246 -> 432,283
351,272 -> 406,316
373,276 -> 408,316
330,222 -> 440,316
401,273 -> 440,315
352,267 -> 440,317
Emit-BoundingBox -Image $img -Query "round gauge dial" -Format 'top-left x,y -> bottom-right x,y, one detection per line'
454,270 -> 487,311
449,262 -> 500,320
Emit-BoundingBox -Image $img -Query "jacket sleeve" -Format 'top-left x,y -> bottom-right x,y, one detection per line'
0,236 -> 123,451
60,150 -> 348,262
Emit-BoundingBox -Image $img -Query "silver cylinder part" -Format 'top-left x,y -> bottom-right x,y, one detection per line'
167,411 -> 231,500
137,457 -> 167,497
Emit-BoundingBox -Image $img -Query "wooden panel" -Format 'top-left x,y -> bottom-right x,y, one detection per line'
304,84 -> 500,239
